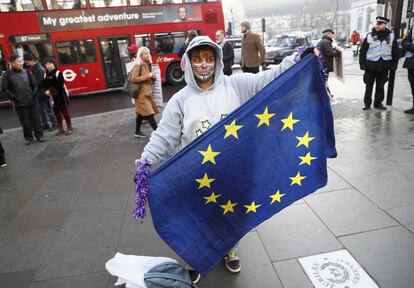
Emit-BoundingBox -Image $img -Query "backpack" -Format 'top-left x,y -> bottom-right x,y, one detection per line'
144,262 -> 196,288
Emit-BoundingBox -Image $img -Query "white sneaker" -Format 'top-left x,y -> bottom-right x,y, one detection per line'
134,132 -> 146,138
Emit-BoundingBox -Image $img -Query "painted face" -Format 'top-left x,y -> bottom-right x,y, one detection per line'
45,62 -> 55,71
190,47 -> 215,82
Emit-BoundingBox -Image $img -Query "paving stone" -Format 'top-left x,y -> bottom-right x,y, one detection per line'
273,259 -> 313,288
386,205 -> 414,233
34,211 -> 123,281
200,232 -> 282,288
0,230 -> 58,273
31,272 -> 108,288
339,226 -> 414,288
256,204 -> 342,261
0,269 -> 37,288
315,167 -> 351,193
305,189 -> 398,236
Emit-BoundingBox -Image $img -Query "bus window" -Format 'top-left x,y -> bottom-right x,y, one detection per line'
0,0 -> 43,12
129,0 -> 145,5
11,43 -> 53,64
154,32 -> 185,55
134,34 -> 152,52
56,39 -> 96,65
0,47 -> 6,72
88,0 -> 126,8
45,0 -> 86,10
149,0 -> 182,4
184,0 -> 216,2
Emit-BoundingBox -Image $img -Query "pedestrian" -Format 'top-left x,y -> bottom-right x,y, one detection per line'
131,47 -> 159,138
135,36 -> 319,284
178,30 -> 198,59
215,29 -> 235,76
23,52 -> 57,131
317,28 -> 340,97
402,28 -> 414,114
0,125 -> 6,167
350,30 -> 361,45
1,55 -> 44,145
127,44 -> 139,62
240,21 -> 266,74
43,58 -> 73,135
359,16 -> 399,111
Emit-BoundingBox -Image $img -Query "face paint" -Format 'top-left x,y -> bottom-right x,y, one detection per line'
192,61 -> 215,82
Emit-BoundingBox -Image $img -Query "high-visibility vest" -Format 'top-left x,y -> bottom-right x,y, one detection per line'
366,32 -> 394,61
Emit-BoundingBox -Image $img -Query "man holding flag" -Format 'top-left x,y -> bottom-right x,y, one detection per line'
134,36 -> 333,283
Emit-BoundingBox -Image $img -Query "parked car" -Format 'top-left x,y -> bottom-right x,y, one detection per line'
226,37 -> 242,66
265,33 -> 311,64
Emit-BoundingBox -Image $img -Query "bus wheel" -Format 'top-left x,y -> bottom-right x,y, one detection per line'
167,62 -> 184,85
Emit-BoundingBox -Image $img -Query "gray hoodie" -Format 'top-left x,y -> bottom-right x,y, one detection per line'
141,36 -> 299,165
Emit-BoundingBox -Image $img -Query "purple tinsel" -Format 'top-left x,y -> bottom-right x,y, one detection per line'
298,46 -> 329,83
132,158 -> 152,219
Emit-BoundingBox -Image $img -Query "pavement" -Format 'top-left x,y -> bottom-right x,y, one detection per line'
0,50 -> 414,288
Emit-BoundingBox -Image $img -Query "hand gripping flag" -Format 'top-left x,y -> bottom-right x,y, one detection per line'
138,55 -> 336,277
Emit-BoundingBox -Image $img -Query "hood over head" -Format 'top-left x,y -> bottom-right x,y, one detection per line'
180,36 -> 224,91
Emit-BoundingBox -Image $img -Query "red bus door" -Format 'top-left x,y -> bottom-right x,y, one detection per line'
99,37 -> 130,88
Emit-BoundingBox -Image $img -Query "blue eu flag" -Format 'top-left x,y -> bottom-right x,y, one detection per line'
148,55 -> 336,276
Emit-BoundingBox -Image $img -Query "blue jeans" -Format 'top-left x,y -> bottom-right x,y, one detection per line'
38,100 -> 57,128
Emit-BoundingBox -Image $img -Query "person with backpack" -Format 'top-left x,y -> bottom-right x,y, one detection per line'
131,47 -> 159,138
43,58 -> 73,135
1,55 -> 45,145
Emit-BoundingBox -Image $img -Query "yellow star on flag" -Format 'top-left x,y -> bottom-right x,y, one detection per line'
224,120 -> 243,139
296,131 -> 315,148
290,172 -> 306,186
299,152 -> 317,166
220,200 -> 237,215
199,144 -> 221,165
203,192 -> 221,204
255,107 -> 275,127
244,201 -> 261,214
195,173 -> 216,189
269,190 -> 286,204
281,112 -> 300,131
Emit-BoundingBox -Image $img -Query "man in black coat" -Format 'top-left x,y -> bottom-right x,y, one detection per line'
1,55 -> 44,145
317,28 -> 340,97
402,28 -> 414,114
24,53 -> 57,130
317,29 -> 340,73
215,30 -> 235,76
359,16 -> 399,110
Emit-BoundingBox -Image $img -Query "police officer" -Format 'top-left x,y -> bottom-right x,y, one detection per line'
402,28 -> 414,114
359,16 -> 399,110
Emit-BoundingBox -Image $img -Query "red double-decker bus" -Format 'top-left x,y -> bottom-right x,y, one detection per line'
0,0 -> 224,98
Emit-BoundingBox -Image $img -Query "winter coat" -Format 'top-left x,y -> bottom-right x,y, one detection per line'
141,36 -> 299,165
43,69 -> 70,108
31,62 -> 47,101
317,35 -> 339,72
1,68 -> 37,107
241,31 -> 266,68
359,28 -> 399,72
403,29 -> 414,69
131,62 -> 159,117
221,40 -> 235,75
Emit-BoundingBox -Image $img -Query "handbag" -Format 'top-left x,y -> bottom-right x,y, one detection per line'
123,64 -> 142,98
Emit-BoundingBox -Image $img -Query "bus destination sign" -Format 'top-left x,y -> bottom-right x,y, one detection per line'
38,5 -> 202,32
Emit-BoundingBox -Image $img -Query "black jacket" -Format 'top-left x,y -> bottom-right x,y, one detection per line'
317,35 -> 339,72
359,28 -> 399,72
403,29 -> 414,69
1,68 -> 37,107
43,69 -> 69,108
30,62 -> 47,101
221,41 -> 234,75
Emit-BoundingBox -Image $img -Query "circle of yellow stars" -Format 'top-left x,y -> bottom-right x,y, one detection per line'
194,106 -> 317,216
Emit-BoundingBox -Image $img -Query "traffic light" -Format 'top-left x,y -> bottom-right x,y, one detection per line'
262,18 -> 266,33
227,22 -> 232,36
